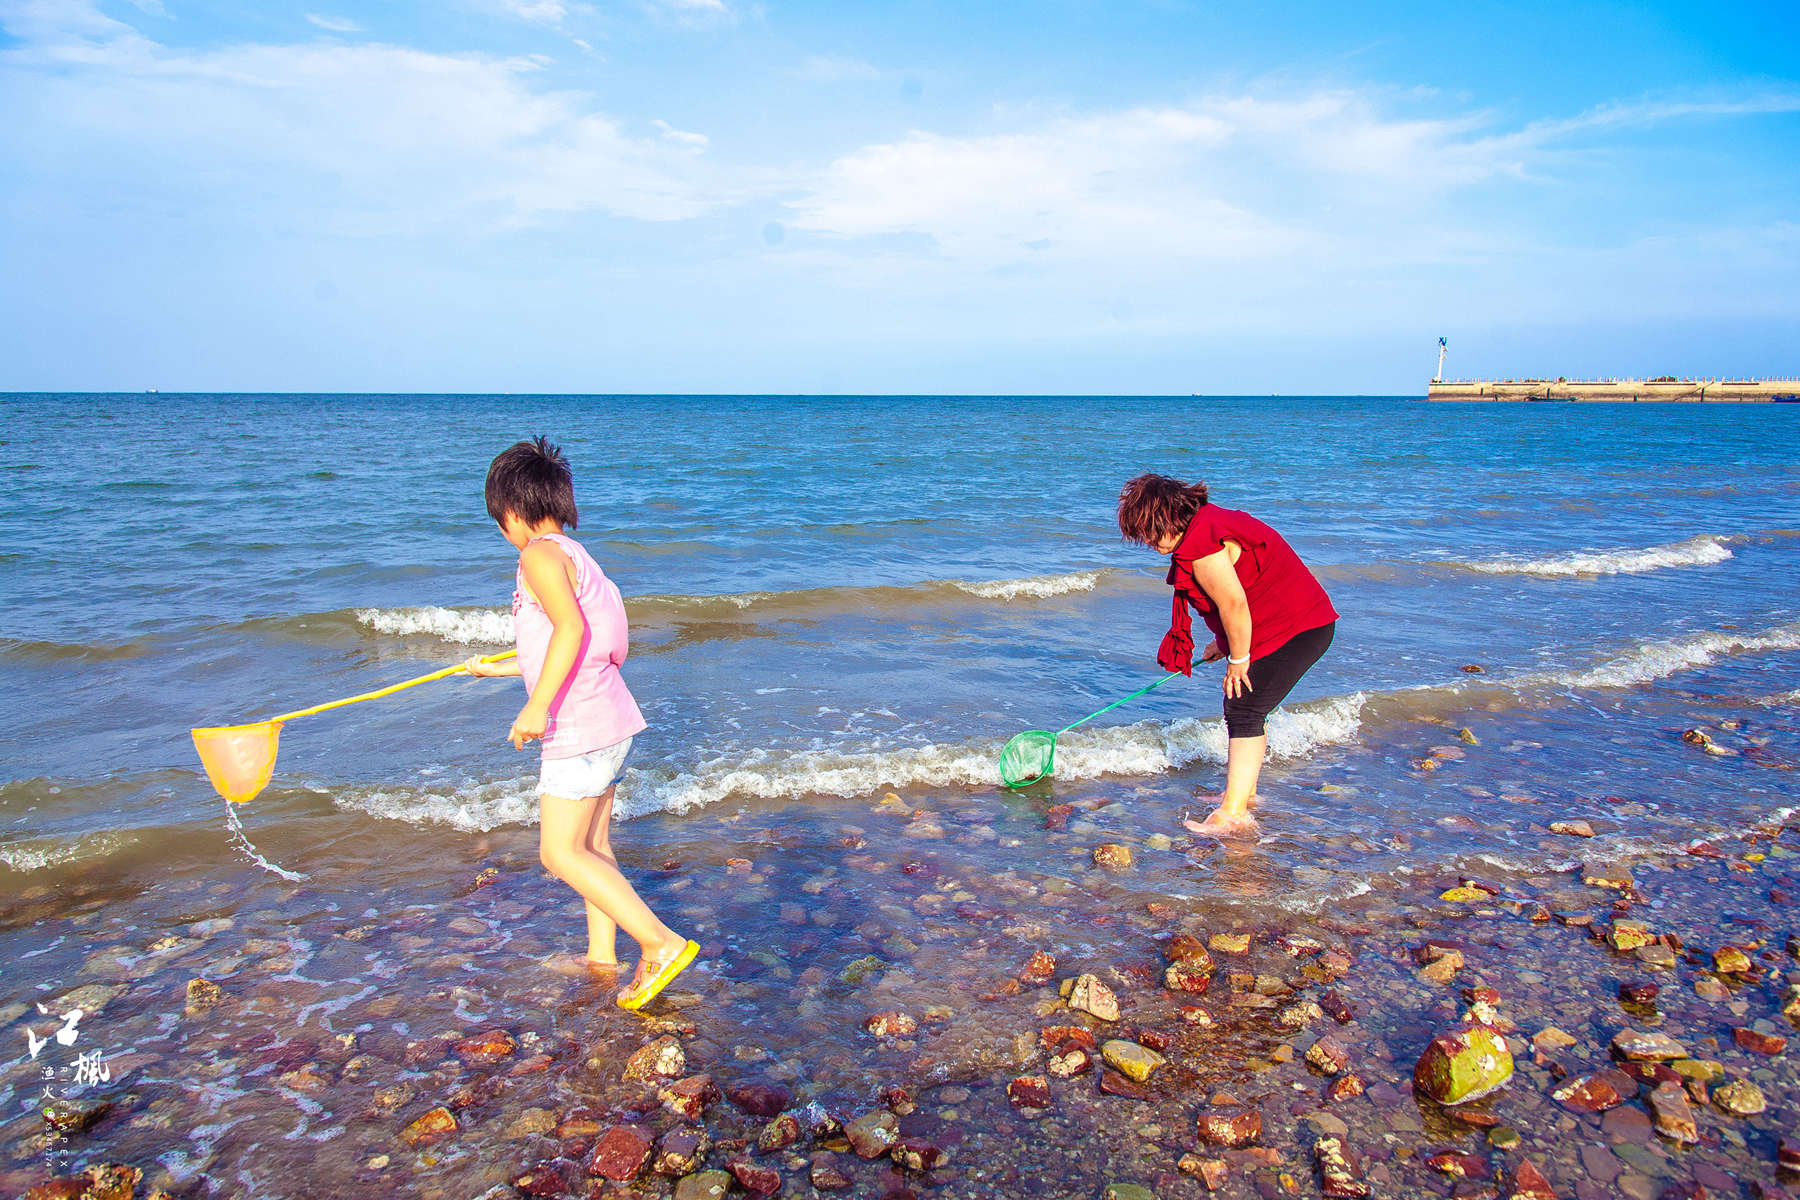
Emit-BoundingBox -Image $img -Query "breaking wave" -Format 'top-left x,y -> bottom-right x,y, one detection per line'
1453,534 -> 1734,577
1523,622 -> 1800,690
354,605 -> 513,645
953,571 -> 1104,601
331,695 -> 1368,831
349,569 -> 1135,648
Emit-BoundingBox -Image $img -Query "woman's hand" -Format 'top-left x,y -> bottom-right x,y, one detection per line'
1222,660 -> 1253,699
463,654 -> 498,677
508,702 -> 548,749
1199,639 -> 1225,663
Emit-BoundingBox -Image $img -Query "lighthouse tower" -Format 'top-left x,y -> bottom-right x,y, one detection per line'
1434,337 -> 1447,383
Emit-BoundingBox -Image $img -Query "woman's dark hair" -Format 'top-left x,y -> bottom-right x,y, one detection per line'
485,436 -> 579,529
1116,473 -> 1209,546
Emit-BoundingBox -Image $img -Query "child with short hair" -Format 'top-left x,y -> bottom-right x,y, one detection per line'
463,436 -> 697,1010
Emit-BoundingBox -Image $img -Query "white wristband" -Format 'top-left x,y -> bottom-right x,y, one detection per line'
1227,653 -> 1250,665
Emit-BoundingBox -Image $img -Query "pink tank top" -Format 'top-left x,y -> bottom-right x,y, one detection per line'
512,532 -> 647,759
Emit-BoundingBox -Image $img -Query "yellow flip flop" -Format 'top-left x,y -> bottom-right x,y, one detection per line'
617,939 -> 699,1011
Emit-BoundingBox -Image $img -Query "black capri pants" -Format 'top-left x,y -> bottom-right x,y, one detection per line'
1222,621 -> 1335,739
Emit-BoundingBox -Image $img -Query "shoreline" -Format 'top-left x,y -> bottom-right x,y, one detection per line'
9,786 -> 1800,1199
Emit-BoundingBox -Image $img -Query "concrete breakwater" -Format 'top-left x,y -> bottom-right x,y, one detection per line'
1427,378 -> 1799,402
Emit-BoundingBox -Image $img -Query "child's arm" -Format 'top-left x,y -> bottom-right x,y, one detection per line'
508,541 -> 587,749
463,655 -> 522,677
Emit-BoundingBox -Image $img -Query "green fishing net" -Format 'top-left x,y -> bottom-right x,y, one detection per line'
997,729 -> 1057,789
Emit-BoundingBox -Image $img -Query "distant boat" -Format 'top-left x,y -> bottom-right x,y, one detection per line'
1775,394 -> 1800,403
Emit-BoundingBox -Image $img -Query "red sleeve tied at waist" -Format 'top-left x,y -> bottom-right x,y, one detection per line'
1155,504 -> 1338,671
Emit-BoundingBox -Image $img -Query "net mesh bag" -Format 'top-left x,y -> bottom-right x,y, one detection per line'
997,730 -> 1057,789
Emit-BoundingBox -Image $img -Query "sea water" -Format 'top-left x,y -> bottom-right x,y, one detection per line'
1,393 -> 1798,1194
1,392 -> 1796,888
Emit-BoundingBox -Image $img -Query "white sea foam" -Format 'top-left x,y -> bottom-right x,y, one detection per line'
333,773 -> 541,833
0,830 -> 133,873
1521,621 -> 1800,691
354,605 -> 513,645
1457,534 -> 1734,577
333,695 -> 1366,829
954,570 -> 1104,601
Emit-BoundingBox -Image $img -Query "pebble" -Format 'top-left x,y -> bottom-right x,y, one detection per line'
1196,1106 -> 1261,1148
1305,1036 -> 1350,1075
1065,974 -> 1121,1022
1732,1028 -> 1786,1056
1612,1030 -> 1690,1061
672,1169 -> 731,1200
400,1106 -> 457,1147
1101,1040 -> 1165,1083
1413,1024 -> 1513,1104
844,1110 -> 899,1157
1713,1078 -> 1766,1116
1649,1082 -> 1698,1144
1093,844 -> 1134,870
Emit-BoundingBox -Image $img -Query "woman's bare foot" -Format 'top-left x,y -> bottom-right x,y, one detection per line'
1183,805 -> 1259,837
543,951 -> 619,979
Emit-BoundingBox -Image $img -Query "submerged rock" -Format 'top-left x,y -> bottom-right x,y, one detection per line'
1007,1075 -> 1051,1110
672,1169 -> 732,1200
1065,974 -> 1120,1022
1509,1159 -> 1557,1200
400,1106 -> 458,1147
727,1159 -> 781,1195
1196,1106 -> 1261,1148
808,1152 -> 853,1191
1649,1082 -> 1698,1144
864,1011 -> 918,1038
1551,1073 -> 1626,1113
660,1074 -> 721,1123
1314,1135 -> 1369,1198
622,1036 -> 686,1082
755,1112 -> 800,1152
1714,1078 -> 1767,1116
1413,1025 -> 1514,1105
844,1110 -> 899,1158
1612,1030 -> 1689,1062
1734,1027 -> 1787,1055
653,1127 -> 711,1176
1100,1039 -> 1164,1083
1306,1036 -> 1350,1076
589,1124 -> 654,1180
1092,844 -> 1133,869
725,1082 -> 791,1118
452,1029 -> 516,1065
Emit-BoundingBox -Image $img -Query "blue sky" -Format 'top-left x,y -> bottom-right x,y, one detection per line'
1,0 -> 1795,393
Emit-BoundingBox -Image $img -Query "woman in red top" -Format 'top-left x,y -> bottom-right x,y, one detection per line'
1117,474 -> 1338,835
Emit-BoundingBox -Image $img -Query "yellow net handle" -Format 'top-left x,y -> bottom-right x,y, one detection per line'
271,650 -> 517,723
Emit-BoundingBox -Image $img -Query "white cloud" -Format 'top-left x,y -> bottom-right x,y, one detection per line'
120,0 -> 166,15
651,118 -> 708,150
646,0 -> 734,29
782,88 -> 1800,282
0,1 -> 731,229
494,0 -> 570,24
797,54 -> 880,82
305,13 -> 363,34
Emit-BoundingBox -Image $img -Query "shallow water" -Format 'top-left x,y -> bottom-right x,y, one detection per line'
2,393 -> 1798,1194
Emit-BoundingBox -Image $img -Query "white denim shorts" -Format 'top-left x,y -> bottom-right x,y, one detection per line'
537,737 -> 632,799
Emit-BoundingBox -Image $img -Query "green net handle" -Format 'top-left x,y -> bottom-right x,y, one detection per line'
1057,672 -> 1180,735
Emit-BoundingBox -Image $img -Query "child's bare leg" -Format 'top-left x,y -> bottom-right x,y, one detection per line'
581,786 -> 620,966
539,794 -> 684,973
1184,734 -> 1265,835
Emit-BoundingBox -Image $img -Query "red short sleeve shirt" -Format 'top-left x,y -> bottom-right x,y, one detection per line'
1169,505 -> 1338,660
